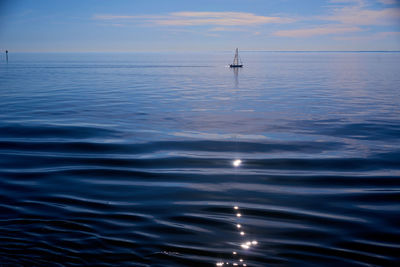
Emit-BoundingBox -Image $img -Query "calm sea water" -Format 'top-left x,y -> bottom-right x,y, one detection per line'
0,52 -> 399,266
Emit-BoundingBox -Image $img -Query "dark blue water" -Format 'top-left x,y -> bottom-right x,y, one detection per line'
0,52 -> 399,266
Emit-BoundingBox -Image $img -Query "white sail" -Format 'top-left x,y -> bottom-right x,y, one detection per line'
233,48 -> 239,65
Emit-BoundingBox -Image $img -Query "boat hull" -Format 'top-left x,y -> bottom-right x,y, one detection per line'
229,64 -> 243,68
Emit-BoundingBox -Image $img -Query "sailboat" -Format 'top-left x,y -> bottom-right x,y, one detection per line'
229,48 -> 243,68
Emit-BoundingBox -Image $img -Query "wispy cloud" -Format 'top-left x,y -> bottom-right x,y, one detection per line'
93,4 -> 399,40
208,27 -> 248,32
94,15 -> 136,20
273,0 -> 400,37
275,25 -> 362,37
154,12 -> 292,26
333,31 -> 400,40
379,31 -> 400,37
93,14 -> 162,20
328,0 -> 364,4
321,5 -> 400,26
377,0 -> 398,5
93,11 -> 293,27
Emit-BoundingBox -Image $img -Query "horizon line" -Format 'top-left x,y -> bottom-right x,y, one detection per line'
2,50 -> 400,53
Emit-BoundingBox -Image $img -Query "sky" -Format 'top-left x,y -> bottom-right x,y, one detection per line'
0,0 -> 399,52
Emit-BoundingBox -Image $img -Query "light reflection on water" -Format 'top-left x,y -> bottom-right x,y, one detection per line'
215,159 -> 259,266
216,204 -> 258,266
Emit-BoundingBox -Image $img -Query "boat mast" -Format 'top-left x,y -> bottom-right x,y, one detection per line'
233,48 -> 239,65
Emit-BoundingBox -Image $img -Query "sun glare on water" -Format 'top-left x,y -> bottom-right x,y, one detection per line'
232,159 -> 242,167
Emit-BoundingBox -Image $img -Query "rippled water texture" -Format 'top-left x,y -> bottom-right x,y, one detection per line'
0,52 -> 400,266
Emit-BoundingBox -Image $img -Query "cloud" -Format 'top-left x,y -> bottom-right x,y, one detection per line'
94,15 -> 136,20
377,0 -> 398,5
94,5 -> 399,40
329,0 -> 399,6
322,5 -> 400,25
334,31 -> 400,40
93,11 -> 293,27
155,12 -> 291,26
208,27 -> 248,32
329,0 -> 364,4
273,0 -> 400,38
379,31 -> 400,37
274,25 -> 362,37
93,14 -> 162,20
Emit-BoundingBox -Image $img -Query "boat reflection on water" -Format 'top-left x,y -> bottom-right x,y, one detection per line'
232,67 -> 239,88
216,160 -> 258,267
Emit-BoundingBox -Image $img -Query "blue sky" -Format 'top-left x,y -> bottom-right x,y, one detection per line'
0,0 -> 399,52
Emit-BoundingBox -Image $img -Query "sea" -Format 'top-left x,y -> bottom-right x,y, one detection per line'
0,52 -> 399,266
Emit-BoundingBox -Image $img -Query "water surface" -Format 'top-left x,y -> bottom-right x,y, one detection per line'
0,52 -> 399,266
